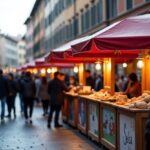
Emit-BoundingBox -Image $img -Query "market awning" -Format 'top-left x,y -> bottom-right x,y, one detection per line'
94,14 -> 150,50
72,14 -> 150,57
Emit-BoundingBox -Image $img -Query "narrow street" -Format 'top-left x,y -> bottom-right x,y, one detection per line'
0,97 -> 100,150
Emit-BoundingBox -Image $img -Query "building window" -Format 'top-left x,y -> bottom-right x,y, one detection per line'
126,0 -> 133,10
81,12 -> 85,33
108,0 -> 118,19
85,8 -> 90,31
91,4 -> 97,27
97,0 -> 103,23
74,17 -> 79,37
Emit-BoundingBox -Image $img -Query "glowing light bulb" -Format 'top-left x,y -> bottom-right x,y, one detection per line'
137,60 -> 144,69
51,68 -> 55,73
47,68 -> 51,73
123,63 -> 127,68
41,68 -> 46,74
33,69 -> 38,74
95,63 -> 101,70
73,66 -> 78,73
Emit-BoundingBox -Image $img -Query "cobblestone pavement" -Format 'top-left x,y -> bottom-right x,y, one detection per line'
0,98 -> 101,150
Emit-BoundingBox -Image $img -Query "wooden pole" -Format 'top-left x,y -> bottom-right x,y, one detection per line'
142,52 -> 150,92
78,63 -> 86,85
103,58 -> 115,95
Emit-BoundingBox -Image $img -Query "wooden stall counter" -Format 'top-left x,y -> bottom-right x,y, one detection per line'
79,95 -> 100,142
64,92 -> 78,128
78,95 -> 149,150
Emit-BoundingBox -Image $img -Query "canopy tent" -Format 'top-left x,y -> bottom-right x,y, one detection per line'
94,14 -> 150,50
72,14 -> 150,54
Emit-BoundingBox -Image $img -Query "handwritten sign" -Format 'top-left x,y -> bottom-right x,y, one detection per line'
88,102 -> 99,136
120,114 -> 135,150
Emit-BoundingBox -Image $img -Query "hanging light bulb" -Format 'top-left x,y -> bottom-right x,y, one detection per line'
51,68 -> 55,73
47,68 -> 51,73
137,60 -> 144,69
41,68 -> 46,74
123,63 -> 127,68
95,63 -> 101,70
73,66 -> 78,73
33,69 -> 38,74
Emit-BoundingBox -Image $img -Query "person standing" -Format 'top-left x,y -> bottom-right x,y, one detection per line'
39,76 -> 49,116
21,72 -> 35,124
122,73 -> 141,98
85,70 -> 94,89
0,69 -> 8,122
6,73 -> 18,119
47,72 -> 70,128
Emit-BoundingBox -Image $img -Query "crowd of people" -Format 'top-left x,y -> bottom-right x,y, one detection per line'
0,68 -> 142,128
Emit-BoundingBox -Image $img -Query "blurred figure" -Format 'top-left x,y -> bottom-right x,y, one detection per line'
21,72 -> 35,124
39,76 -> 49,116
0,69 -> 8,122
122,73 -> 141,98
17,72 -> 25,114
115,75 -> 119,92
59,73 -> 65,81
94,75 -> 103,91
68,75 -> 77,87
34,75 -> 41,104
6,73 -> 18,119
85,70 -> 94,89
47,72 -> 70,128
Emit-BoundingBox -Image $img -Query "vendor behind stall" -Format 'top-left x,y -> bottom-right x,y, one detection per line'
122,73 -> 141,98
85,70 -> 94,89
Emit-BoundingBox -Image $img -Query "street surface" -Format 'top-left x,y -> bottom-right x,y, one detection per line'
0,97 -> 101,150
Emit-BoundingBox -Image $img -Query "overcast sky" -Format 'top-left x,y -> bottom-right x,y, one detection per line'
0,0 -> 36,36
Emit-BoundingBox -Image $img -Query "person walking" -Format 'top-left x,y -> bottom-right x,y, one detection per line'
0,69 -> 8,122
47,72 -> 70,128
21,72 -> 35,124
39,76 -> 49,116
6,73 -> 18,119
34,75 -> 41,105
17,72 -> 25,114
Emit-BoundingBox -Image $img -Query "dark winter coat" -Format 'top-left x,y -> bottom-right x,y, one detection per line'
86,76 -> 94,89
21,77 -> 35,98
0,75 -> 8,99
7,79 -> 18,97
48,78 -> 69,106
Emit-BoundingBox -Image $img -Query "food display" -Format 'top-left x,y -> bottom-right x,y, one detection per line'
127,93 -> 150,109
67,85 -> 92,95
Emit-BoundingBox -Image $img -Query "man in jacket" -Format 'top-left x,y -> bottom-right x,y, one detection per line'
47,72 -> 69,128
0,69 -> 8,122
21,72 -> 35,124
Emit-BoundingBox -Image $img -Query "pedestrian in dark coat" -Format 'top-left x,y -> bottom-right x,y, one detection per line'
85,70 -> 94,89
21,72 -> 35,124
6,73 -> 18,119
39,76 -> 49,116
0,69 -> 8,122
47,72 -> 70,128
